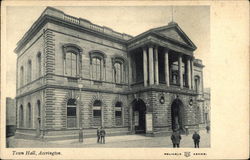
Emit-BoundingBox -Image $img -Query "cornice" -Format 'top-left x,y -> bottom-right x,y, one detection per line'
128,34 -> 193,56
15,15 -> 130,53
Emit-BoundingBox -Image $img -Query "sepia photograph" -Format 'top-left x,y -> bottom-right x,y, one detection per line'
1,1 -> 249,159
5,5 -> 210,148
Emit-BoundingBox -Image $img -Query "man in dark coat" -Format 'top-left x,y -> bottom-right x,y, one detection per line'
206,125 -> 210,133
171,130 -> 181,148
192,131 -> 200,148
100,127 -> 106,144
97,127 -> 100,143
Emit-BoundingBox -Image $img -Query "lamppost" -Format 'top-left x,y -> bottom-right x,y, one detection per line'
78,82 -> 83,142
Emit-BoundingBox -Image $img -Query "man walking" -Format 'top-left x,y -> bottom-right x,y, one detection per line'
206,125 -> 210,133
100,127 -> 106,144
97,127 -> 100,143
192,131 -> 200,148
171,130 -> 181,148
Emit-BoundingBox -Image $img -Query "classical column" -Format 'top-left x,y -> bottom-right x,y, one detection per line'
154,46 -> 159,85
148,45 -> 154,85
178,54 -> 183,88
143,47 -> 148,87
191,59 -> 194,90
164,49 -> 170,87
187,58 -> 192,89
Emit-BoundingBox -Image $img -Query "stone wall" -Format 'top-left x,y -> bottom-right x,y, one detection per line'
44,88 -> 129,130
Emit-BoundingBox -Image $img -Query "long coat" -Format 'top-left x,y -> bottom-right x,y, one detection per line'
171,132 -> 182,144
192,133 -> 200,142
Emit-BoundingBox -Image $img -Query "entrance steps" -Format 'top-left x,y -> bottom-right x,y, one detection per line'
15,127 -> 130,141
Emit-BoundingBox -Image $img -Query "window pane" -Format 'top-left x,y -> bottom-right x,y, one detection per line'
66,53 -> 71,75
71,53 -> 77,76
93,100 -> 101,106
93,110 -> 101,117
67,107 -> 76,116
37,54 -> 41,77
96,58 -> 101,80
114,63 -> 121,83
92,58 -> 96,80
115,111 -> 121,117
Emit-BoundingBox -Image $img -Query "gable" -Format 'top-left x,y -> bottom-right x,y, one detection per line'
158,28 -> 187,44
153,24 -> 197,50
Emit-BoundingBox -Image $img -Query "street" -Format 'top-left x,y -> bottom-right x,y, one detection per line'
8,130 -> 210,148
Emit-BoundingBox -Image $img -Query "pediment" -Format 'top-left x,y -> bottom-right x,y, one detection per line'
153,24 -> 196,50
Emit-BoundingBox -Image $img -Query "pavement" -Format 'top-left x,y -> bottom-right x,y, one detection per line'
8,130 -> 210,148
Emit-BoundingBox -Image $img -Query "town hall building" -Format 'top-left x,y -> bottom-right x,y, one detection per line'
15,7 -> 206,140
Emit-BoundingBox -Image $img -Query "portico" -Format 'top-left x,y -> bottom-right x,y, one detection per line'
128,22 -> 197,91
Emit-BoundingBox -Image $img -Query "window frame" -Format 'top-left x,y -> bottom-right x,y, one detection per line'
27,60 -> 32,83
112,56 -> 127,84
20,66 -> 24,87
66,98 -> 77,129
89,51 -> 107,82
63,44 -> 82,78
92,100 -> 102,127
115,101 -> 123,126
37,52 -> 42,78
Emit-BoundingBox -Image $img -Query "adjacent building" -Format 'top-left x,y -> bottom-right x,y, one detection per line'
15,7 -> 206,140
203,88 -> 211,125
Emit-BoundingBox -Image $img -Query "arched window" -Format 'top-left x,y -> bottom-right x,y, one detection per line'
63,44 -> 82,77
194,76 -> 200,93
27,60 -> 32,83
93,100 -> 102,126
112,57 -> 126,84
37,52 -> 42,77
114,63 -> 121,83
115,102 -> 122,126
20,66 -> 24,87
37,100 -> 41,118
65,52 -> 77,77
27,103 -> 32,128
89,51 -> 106,82
67,99 -> 77,128
19,105 -> 24,127
92,57 -> 101,81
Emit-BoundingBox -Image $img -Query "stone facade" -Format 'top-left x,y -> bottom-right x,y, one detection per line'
15,7 -> 206,139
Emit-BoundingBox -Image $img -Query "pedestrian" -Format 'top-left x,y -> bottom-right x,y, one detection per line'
97,127 -> 100,143
206,125 -> 210,133
185,125 -> 189,136
79,128 -> 83,142
171,130 -> 181,148
100,127 -> 106,144
192,131 -> 200,148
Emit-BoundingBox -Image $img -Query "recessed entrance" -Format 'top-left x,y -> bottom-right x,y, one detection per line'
171,98 -> 185,132
132,99 -> 146,134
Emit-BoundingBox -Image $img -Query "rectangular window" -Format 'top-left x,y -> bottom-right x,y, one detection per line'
71,53 -> 77,77
96,58 -> 101,80
115,111 -> 121,117
93,110 -> 101,117
67,107 -> 76,116
66,53 -> 71,76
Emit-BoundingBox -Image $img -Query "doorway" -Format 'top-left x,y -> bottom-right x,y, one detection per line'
133,99 -> 146,134
171,98 -> 185,132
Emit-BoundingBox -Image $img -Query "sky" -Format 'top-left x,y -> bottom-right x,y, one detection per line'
5,6 -> 210,98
